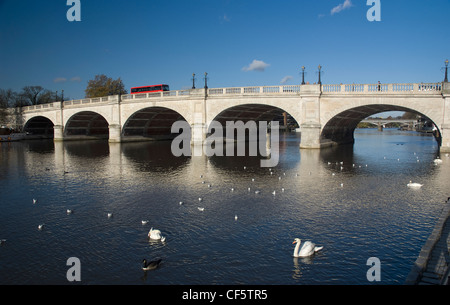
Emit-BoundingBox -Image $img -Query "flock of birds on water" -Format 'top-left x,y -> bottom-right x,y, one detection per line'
1,152 -> 448,271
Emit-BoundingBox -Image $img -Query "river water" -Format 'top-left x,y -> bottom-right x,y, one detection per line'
0,129 -> 449,285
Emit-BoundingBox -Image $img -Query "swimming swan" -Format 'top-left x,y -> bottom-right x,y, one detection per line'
407,181 -> 423,188
292,238 -> 323,258
148,228 -> 166,242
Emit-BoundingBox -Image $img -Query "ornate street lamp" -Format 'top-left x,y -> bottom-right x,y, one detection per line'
204,72 -> 208,90
192,73 -> 196,89
444,59 -> 449,83
317,65 -> 322,85
301,66 -> 306,85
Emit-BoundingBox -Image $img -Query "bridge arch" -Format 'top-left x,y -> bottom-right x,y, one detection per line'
210,103 -> 299,126
206,100 -> 301,130
24,116 -> 55,139
320,103 -> 442,145
122,106 -> 188,141
64,111 -> 110,140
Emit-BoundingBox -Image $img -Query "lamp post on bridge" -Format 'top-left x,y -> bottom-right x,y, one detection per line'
204,72 -> 208,90
301,66 -> 306,85
444,59 -> 449,83
192,73 -> 196,89
317,65 -> 322,85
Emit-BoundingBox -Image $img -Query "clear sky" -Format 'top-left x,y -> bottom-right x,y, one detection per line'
1,0 -> 449,101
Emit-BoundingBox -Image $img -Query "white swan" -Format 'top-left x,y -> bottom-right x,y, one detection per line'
407,181 -> 423,188
148,228 -> 166,242
292,238 -> 323,257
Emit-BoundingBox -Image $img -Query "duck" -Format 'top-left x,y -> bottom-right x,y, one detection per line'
292,238 -> 323,257
433,158 -> 443,164
38,224 -> 44,230
407,181 -> 423,188
107,213 -> 113,218
198,207 -> 205,212
66,209 -> 73,214
141,220 -> 149,225
142,258 -> 162,271
148,228 -> 166,242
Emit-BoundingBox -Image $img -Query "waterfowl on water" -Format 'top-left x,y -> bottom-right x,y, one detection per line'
292,238 -> 323,258
142,258 -> 162,271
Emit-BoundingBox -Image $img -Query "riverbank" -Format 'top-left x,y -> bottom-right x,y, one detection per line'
405,199 -> 450,285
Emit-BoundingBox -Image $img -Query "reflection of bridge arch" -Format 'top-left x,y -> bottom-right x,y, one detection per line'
320,102 -> 442,146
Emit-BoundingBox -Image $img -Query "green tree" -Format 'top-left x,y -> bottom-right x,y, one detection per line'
401,112 -> 418,120
85,74 -> 127,98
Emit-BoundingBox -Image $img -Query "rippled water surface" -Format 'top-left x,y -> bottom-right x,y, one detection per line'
1,129 -> 449,284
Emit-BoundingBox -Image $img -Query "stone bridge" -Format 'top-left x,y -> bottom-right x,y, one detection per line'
11,82 -> 450,152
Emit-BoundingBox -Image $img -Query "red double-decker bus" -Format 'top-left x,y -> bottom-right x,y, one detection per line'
130,84 -> 169,94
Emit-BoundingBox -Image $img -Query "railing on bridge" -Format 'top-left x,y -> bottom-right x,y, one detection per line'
322,83 -> 442,93
21,82 -> 444,112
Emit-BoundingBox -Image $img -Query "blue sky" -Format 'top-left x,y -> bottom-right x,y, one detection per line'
1,0 -> 449,100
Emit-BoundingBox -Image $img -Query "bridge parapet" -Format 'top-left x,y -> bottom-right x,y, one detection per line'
22,102 -> 57,112
20,82 -> 444,113
322,83 -> 442,94
208,85 -> 302,95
